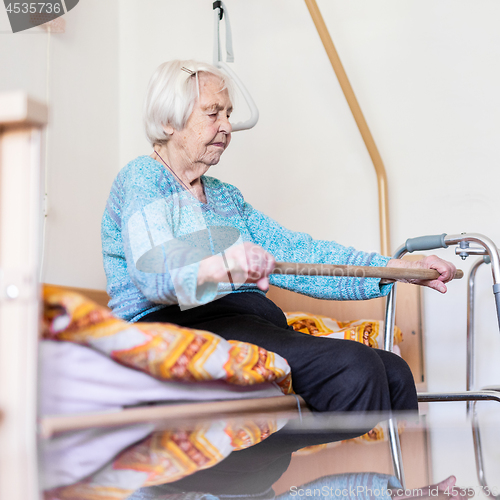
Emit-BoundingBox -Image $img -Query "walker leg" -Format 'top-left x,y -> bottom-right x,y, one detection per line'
472,402 -> 500,499
388,417 -> 406,489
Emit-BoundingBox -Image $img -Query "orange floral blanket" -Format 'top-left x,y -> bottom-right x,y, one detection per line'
42,285 -> 293,395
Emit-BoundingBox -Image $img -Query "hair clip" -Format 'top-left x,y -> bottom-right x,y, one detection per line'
181,67 -> 196,76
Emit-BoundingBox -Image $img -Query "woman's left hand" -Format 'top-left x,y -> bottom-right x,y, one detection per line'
385,255 -> 457,293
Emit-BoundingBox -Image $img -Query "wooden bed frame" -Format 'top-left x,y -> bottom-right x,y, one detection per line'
0,92 -> 47,500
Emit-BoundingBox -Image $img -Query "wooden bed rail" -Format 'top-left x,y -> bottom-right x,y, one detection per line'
40,395 -> 306,438
0,91 -> 47,500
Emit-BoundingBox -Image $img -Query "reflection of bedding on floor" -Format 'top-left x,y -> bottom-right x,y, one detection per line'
41,285 -> 292,415
42,416 -> 401,500
42,417 -> 285,495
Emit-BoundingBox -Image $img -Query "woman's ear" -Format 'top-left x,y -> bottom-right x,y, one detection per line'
162,124 -> 175,136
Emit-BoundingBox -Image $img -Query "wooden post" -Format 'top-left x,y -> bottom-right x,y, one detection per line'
0,91 -> 47,500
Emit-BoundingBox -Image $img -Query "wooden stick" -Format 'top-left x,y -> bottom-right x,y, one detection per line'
272,262 -> 463,281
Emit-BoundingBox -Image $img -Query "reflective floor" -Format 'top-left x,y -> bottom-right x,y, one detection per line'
39,401 -> 500,499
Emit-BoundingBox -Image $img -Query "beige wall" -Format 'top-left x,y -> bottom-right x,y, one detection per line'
2,0 -> 500,485
0,0 -> 119,289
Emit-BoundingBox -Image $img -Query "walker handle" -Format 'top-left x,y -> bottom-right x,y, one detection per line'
405,233 -> 448,253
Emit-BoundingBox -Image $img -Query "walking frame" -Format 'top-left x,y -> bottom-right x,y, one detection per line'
384,232 -> 500,491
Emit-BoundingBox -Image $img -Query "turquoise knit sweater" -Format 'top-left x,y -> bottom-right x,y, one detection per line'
101,156 -> 392,322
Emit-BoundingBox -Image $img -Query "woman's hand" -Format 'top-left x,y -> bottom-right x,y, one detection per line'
197,242 -> 276,291
385,255 -> 457,293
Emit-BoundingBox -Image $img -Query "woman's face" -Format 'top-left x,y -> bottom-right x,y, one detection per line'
167,73 -> 233,168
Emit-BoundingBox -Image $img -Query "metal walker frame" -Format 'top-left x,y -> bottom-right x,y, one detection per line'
384,233 -> 500,490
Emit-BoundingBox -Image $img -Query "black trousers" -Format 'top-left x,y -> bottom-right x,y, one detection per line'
139,292 -> 418,413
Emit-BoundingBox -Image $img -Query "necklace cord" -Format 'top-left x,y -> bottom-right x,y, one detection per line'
153,149 -> 193,193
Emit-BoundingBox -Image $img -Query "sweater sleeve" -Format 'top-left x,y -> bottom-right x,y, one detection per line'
119,169 -> 219,310
227,185 -> 393,301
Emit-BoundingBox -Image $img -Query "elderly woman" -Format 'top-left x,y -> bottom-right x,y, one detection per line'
102,60 -> 455,413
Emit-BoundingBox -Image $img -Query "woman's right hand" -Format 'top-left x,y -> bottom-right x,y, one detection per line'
197,242 -> 276,291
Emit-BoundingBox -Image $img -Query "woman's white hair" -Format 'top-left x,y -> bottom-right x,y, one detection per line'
144,60 -> 233,147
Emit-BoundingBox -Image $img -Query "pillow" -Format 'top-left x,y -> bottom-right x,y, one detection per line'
42,285 -> 292,395
285,312 -> 402,352
39,341 -> 287,416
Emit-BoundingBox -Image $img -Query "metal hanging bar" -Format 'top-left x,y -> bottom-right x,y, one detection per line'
213,1 -> 259,132
304,0 -> 391,256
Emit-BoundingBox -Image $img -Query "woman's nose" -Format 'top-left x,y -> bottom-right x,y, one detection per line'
219,115 -> 232,134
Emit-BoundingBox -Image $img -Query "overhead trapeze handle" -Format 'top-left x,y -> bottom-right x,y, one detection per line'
213,1 -> 259,132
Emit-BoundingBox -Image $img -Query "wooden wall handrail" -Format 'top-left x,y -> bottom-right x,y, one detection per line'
304,0 -> 391,256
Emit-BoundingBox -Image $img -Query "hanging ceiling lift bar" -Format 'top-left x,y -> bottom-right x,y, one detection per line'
213,1 -> 259,132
